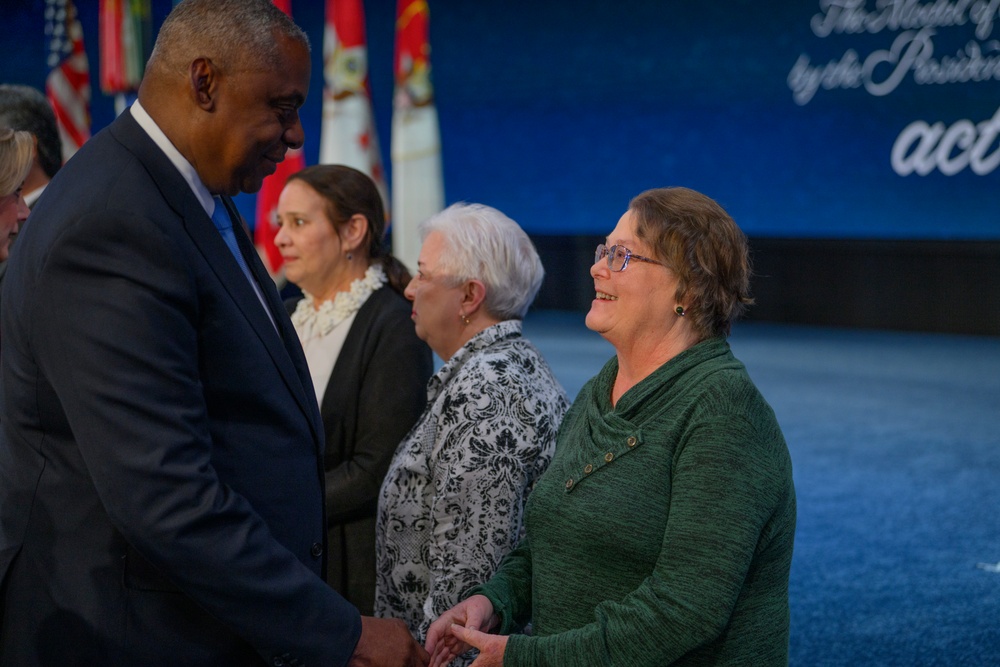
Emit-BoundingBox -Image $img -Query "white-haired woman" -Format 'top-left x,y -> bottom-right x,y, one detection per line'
0,128 -> 33,262
374,203 -> 569,663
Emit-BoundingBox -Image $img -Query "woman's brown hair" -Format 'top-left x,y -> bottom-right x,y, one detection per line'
630,187 -> 753,338
285,164 -> 411,294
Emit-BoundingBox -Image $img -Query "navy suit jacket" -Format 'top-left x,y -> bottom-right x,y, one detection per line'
0,110 -> 360,666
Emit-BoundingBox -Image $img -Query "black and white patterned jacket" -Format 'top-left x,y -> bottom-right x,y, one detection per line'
375,320 -> 569,655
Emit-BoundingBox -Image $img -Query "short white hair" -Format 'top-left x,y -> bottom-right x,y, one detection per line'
420,203 -> 544,320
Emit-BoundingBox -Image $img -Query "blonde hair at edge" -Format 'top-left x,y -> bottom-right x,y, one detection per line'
0,128 -> 34,198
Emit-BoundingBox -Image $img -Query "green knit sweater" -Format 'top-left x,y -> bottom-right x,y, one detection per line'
474,336 -> 796,667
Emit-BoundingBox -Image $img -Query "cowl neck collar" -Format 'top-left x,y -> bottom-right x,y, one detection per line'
590,336 -> 738,427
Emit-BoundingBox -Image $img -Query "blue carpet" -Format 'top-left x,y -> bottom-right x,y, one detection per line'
523,311 -> 1000,666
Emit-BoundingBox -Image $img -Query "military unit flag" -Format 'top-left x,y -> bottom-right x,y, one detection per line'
391,0 -> 445,273
319,0 -> 387,208
99,0 -> 151,115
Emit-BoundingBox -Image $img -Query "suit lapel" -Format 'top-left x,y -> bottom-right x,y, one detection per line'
193,195 -> 323,448
224,197 -> 325,443
108,111 -> 323,448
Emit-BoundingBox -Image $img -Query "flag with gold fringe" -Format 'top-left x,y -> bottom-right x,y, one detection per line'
319,0 -> 387,208
391,0 -> 444,272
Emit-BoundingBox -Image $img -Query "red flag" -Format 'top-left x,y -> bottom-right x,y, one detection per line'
45,0 -> 91,162
394,0 -> 431,88
99,0 -> 150,95
391,0 -> 444,272
319,0 -> 387,206
254,0 -> 306,279
254,147 -> 304,278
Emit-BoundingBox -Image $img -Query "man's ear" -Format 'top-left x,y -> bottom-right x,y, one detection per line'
190,57 -> 217,110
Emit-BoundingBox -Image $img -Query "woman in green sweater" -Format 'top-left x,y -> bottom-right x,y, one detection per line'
426,187 -> 796,667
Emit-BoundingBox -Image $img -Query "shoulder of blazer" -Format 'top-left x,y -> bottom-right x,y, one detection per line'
289,285 -> 410,329
105,109 -> 211,224
285,296 -> 303,317
356,285 -> 411,326
319,286 -> 428,447
319,286 -> 422,401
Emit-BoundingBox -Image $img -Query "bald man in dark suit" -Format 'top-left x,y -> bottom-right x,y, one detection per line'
0,1 -> 426,665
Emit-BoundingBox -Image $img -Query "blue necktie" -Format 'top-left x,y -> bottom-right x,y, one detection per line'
211,196 -> 255,283
211,196 -> 277,331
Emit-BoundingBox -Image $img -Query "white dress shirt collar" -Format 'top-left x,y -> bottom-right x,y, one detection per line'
24,183 -> 46,208
130,100 -> 214,217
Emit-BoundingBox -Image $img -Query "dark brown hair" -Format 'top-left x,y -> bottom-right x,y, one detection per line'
630,187 -> 753,338
285,164 -> 411,294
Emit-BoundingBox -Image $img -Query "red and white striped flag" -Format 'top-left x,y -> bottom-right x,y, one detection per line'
319,0 -> 387,206
45,0 -> 91,162
253,0 -> 306,280
391,0 -> 444,272
99,0 -> 151,115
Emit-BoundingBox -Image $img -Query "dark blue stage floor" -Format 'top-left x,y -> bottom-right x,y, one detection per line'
523,310 -> 1000,667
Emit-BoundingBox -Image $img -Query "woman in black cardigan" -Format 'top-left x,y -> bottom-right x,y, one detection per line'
275,164 -> 433,614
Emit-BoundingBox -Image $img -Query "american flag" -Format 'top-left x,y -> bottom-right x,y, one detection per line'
46,0 -> 92,162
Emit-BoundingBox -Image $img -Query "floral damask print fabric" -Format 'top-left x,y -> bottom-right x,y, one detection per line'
375,320 -> 569,655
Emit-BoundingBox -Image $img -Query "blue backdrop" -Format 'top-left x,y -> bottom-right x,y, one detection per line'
2,0 -> 998,239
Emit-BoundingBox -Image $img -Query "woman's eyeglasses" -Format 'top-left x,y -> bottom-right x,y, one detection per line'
594,243 -> 666,272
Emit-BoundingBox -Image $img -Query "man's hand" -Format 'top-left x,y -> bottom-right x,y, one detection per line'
348,616 -> 429,667
425,595 -> 498,667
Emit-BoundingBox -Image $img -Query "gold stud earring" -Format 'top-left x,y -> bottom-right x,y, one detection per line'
675,306 -> 685,317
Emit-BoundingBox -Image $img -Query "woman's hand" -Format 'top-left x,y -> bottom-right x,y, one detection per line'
449,624 -> 508,667
425,595 -> 498,667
